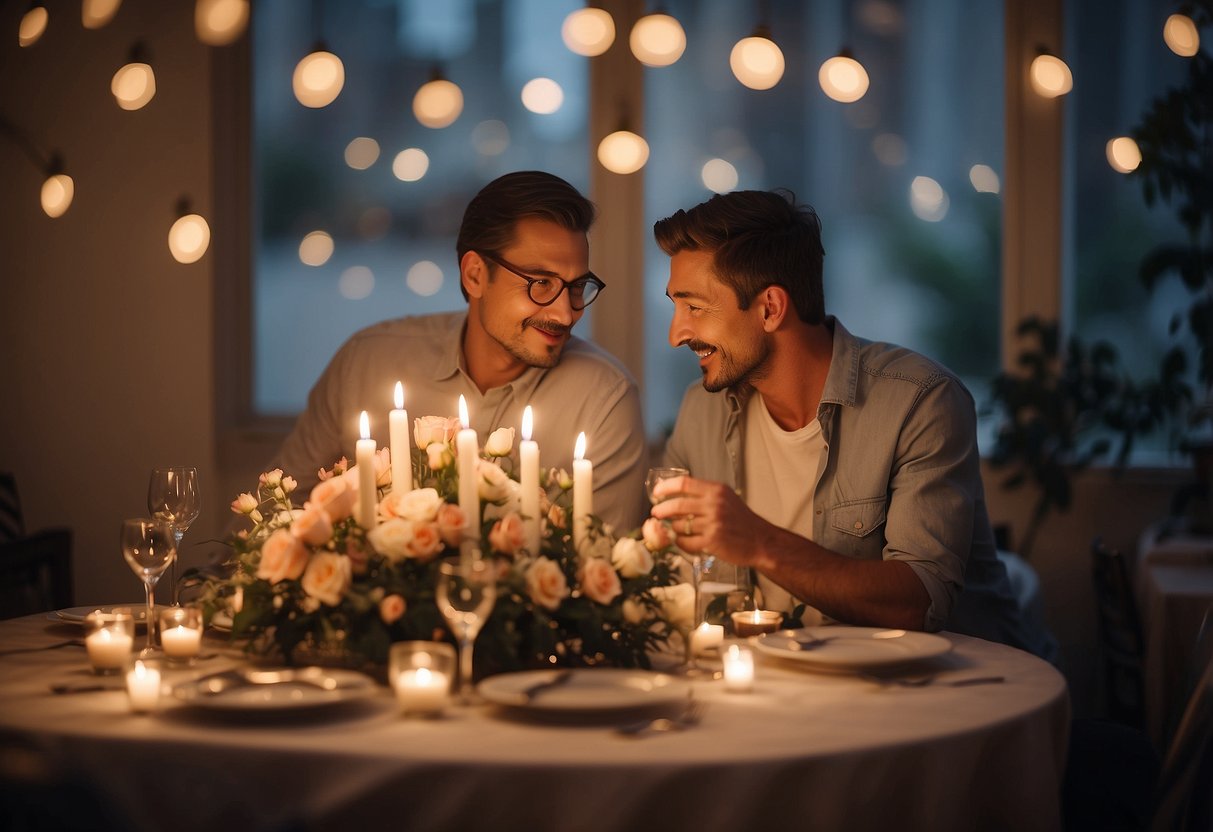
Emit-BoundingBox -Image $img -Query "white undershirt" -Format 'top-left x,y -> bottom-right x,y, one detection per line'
743,393 -> 827,619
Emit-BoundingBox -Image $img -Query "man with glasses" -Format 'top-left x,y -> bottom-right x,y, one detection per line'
270,171 -> 647,532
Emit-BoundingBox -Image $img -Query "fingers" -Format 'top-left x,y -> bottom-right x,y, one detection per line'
651,474 -> 694,501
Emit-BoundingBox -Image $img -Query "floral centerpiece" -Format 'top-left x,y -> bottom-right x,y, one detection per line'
199,417 -> 689,678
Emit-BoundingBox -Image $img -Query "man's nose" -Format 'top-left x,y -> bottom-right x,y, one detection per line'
545,287 -> 577,325
668,309 -> 691,349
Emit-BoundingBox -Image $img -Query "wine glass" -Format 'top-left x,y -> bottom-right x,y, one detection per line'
120,518 -> 176,653
644,466 -> 689,506
435,555 -> 497,704
148,467 -> 200,605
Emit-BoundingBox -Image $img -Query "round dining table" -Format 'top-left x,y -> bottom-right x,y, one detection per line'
0,612 -> 1069,832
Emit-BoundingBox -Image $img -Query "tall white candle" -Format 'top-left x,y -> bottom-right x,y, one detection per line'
520,405 -> 540,555
390,381 -> 413,495
456,395 -> 480,545
572,431 -> 592,555
356,410 -> 378,530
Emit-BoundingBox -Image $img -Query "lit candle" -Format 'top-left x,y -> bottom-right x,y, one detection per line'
356,410 -> 378,530
456,395 -> 480,546
85,627 -> 133,673
390,381 -> 413,495
160,625 -> 201,659
723,643 -> 755,692
125,659 -> 161,712
572,431 -> 592,554
690,621 -> 724,656
519,405 -> 540,555
731,609 -> 783,637
394,666 -> 451,715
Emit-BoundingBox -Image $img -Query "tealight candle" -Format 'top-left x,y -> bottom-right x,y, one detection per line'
356,410 -> 378,530
390,381 -> 413,495
159,605 -> 203,661
691,621 -> 724,656
519,405 -> 540,555
125,658 -> 162,713
84,610 -> 134,674
395,667 -> 451,715
731,609 -> 783,637
572,431 -> 592,554
723,643 -> 755,692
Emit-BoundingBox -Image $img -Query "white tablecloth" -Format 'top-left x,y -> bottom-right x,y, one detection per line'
0,614 -> 1070,832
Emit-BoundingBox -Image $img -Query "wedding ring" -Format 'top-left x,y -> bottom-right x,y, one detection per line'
683,516 -> 693,536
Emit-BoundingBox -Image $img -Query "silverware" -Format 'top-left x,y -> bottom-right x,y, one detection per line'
860,673 -> 1006,688
784,634 -> 838,651
615,697 -> 706,737
516,669 -> 574,703
50,683 -> 123,694
0,640 -> 84,657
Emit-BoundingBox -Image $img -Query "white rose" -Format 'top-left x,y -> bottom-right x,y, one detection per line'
380,487 -> 443,523
484,426 -> 515,457
651,583 -> 695,633
477,459 -> 519,505
622,596 -> 650,625
427,442 -> 454,471
367,518 -> 414,563
525,557 -> 570,611
414,415 -> 457,449
300,552 -> 351,607
611,537 -> 654,578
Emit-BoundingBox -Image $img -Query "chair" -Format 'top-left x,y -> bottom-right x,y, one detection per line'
0,473 -> 73,619
1092,537 -> 1146,728
1151,634 -> 1213,832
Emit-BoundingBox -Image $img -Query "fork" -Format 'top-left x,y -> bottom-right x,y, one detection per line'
615,697 -> 706,736
860,673 -> 1005,688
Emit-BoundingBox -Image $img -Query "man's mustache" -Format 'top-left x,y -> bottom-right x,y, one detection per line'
679,338 -> 715,353
525,318 -> 572,336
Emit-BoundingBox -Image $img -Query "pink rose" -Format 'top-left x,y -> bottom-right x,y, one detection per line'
407,522 -> 445,561
256,528 -> 309,584
308,475 -> 355,521
290,507 -> 333,546
525,557 -> 569,611
641,517 -> 673,552
300,552 -> 351,606
231,492 -> 259,515
488,512 -> 526,557
436,502 -> 467,546
379,594 -> 406,624
547,504 -> 568,530
317,456 -> 349,482
579,557 -> 622,605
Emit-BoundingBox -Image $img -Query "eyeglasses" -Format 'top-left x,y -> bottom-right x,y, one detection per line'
478,251 -> 605,310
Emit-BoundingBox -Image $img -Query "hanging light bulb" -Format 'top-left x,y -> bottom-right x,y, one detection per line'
41,172 -> 74,218
1029,52 -> 1072,98
169,205 -> 212,264
521,78 -> 564,114
597,129 -> 649,174
111,46 -> 156,111
730,27 -> 785,90
293,44 -> 345,108
562,6 -> 615,56
1163,14 -> 1199,57
1106,137 -> 1142,174
299,230 -> 334,266
19,4 -> 48,47
81,0 -> 121,29
630,12 -> 686,67
819,51 -> 870,103
195,0 -> 249,46
413,70 -> 463,129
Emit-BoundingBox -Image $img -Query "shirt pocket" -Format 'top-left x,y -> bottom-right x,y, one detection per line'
831,497 -> 888,539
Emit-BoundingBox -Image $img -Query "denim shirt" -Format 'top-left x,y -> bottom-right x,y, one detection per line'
664,317 -> 1027,646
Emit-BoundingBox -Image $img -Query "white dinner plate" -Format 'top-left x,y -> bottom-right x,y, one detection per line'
50,604 -> 169,624
753,627 -> 952,671
478,668 -> 690,714
171,666 -> 377,713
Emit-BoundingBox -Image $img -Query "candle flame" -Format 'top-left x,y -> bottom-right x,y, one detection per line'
458,395 -> 469,430
394,381 -> 404,410
574,431 -> 586,461
752,609 -> 761,623
416,666 -> 432,684
522,405 -> 533,442
360,410 -> 370,440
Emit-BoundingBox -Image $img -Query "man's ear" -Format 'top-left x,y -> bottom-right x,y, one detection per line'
759,285 -> 791,332
461,251 -> 488,300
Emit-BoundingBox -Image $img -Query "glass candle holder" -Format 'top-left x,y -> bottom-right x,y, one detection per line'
731,609 -> 782,638
84,609 -> 135,674
723,643 -> 755,692
389,641 -> 455,717
159,605 -> 203,663
125,655 -> 162,713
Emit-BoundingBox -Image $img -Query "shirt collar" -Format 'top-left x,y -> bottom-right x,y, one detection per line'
819,315 -> 860,409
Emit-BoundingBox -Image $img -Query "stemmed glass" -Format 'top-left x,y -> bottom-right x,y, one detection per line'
646,466 -> 710,671
120,518 -> 176,654
148,467 -> 200,605
436,555 -> 497,704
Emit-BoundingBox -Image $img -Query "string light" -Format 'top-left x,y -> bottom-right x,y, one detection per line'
195,0 -> 249,46
19,4 -> 48,47
168,199 -> 211,264
299,230 -> 334,266
630,12 -> 686,67
819,51 -> 870,103
597,129 -> 649,174
1106,137 -> 1142,174
41,172 -> 74,218
1163,14 -> 1199,57
0,117 -> 72,218
111,45 -> 156,111
1029,51 -> 1072,98
562,7 -> 615,56
82,0 -> 121,29
293,45 -> 345,108
521,78 -> 564,114
344,137 -> 380,170
730,27 -> 785,90
413,70 -> 463,128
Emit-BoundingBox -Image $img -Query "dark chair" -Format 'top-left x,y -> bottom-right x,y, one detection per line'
1093,537 -> 1147,728
0,472 -> 73,619
1151,633 -> 1213,832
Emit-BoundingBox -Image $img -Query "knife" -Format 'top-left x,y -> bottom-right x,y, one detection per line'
517,669 -> 574,703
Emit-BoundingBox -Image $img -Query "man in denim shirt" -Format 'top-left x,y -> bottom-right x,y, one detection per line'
649,190 -> 1030,648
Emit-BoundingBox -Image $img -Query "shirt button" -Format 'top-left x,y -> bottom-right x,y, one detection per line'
853,521 -> 863,530
816,510 -> 822,515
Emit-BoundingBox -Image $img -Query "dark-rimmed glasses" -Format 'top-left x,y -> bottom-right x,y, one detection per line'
478,251 -> 605,310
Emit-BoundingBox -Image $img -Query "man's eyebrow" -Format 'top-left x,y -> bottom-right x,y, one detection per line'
667,289 -> 707,301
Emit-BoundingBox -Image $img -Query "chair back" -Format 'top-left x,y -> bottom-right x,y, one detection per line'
1152,635 -> 1213,832
0,472 -> 23,544
1092,537 -> 1146,727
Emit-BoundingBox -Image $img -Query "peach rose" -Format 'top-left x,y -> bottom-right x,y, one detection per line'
259,469 -> 284,488
300,552 -> 351,607
641,517 -> 673,552
488,512 -> 526,557
317,456 -> 349,482
379,487 -> 443,523
525,557 -> 569,611
414,415 -> 457,449
547,504 -> 568,530
256,528 -> 309,584
579,557 -> 622,605
290,507 -> 333,546
308,475 -> 355,521
379,594 -> 406,625
612,537 -> 654,578
231,492 -> 259,515
374,446 -> 392,487
436,502 -> 467,546
367,518 -> 445,563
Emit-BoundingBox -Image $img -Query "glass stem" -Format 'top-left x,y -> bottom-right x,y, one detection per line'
144,580 -> 157,651
171,529 -> 184,605
458,637 -> 474,702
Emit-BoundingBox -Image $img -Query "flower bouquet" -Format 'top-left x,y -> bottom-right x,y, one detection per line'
199,417 -> 687,678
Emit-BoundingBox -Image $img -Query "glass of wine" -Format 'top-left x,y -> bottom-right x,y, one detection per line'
120,518 -> 176,654
435,554 -> 497,704
148,467 -> 200,605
